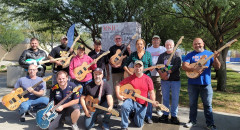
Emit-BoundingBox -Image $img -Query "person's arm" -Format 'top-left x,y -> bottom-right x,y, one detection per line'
69,58 -> 76,79
19,50 -> 31,69
80,95 -> 91,117
48,55 -> 62,66
106,95 -> 113,111
123,54 -> 133,75
212,51 -> 221,70
169,53 -> 181,73
106,64 -> 110,81
57,98 -> 79,112
115,84 -> 125,101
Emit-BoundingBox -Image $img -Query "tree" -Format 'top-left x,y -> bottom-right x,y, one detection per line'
161,0 -> 240,91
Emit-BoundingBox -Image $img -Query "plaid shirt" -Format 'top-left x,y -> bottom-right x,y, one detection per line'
123,51 -> 152,76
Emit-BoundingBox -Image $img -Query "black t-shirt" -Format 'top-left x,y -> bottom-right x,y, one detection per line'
49,81 -> 79,105
49,45 -> 70,73
88,50 -> 109,77
108,44 -> 129,73
82,81 -> 112,105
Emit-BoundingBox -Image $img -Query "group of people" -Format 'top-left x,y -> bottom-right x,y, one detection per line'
11,34 -> 220,130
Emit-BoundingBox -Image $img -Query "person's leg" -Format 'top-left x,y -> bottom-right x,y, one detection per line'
48,114 -> 63,130
170,81 -> 181,117
199,84 -> 214,127
19,100 -> 31,115
188,84 -> 200,123
161,80 -> 170,116
121,99 -> 134,129
134,102 -> 147,127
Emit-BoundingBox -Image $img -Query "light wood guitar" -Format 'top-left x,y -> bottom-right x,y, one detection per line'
2,75 -> 52,111
186,39 -> 237,78
124,64 -> 165,78
160,36 -> 184,72
36,85 -> 82,129
60,35 -> 81,68
73,51 -> 110,81
85,95 -> 119,117
120,84 -> 169,112
110,33 -> 138,66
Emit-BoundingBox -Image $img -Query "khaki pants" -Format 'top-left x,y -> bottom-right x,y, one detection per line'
112,73 -> 124,105
151,76 -> 162,108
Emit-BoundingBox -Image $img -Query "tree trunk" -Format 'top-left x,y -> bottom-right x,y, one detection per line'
216,48 -> 228,91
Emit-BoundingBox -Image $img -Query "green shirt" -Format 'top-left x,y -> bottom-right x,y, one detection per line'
123,51 -> 152,76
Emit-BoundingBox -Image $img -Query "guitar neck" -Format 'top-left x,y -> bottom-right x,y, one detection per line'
22,80 -> 43,96
134,93 -> 155,104
93,104 -> 118,116
143,64 -> 165,71
40,57 -> 66,64
70,35 -> 81,51
52,92 -> 73,112
87,51 -> 110,68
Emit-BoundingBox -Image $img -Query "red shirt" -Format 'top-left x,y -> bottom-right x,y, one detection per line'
119,74 -> 154,106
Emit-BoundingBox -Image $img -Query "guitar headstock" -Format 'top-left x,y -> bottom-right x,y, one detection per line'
103,51 -> 110,56
225,39 -> 237,48
158,104 -> 169,112
43,75 -> 52,82
73,85 -> 82,93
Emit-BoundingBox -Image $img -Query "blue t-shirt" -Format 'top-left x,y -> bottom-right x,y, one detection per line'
14,76 -> 46,100
183,50 -> 214,85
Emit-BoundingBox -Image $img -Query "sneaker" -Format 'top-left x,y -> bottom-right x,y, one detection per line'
145,117 -> 153,124
71,123 -> 79,130
19,113 -> 25,122
207,125 -> 217,130
159,115 -> 168,123
184,121 -> 197,128
170,116 -> 180,125
156,110 -> 163,116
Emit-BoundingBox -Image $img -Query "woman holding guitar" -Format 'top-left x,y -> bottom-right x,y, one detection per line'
122,39 -> 154,124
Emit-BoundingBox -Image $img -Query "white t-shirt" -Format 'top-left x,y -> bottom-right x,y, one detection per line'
146,45 -> 166,76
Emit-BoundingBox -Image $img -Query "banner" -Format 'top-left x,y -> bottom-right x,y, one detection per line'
67,24 -> 75,47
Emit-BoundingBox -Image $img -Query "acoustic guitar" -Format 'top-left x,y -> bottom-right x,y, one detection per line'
2,75 -> 52,111
123,64 -> 165,78
60,35 -> 81,68
110,33 -> 138,66
160,36 -> 184,73
85,95 -> 119,117
120,84 -> 169,112
36,85 -> 82,129
73,51 -> 110,81
186,39 -> 237,79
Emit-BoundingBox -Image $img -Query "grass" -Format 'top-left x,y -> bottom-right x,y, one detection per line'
179,68 -> 240,114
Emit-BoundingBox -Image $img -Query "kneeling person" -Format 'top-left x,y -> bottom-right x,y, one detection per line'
80,68 -> 113,130
49,71 -> 80,130
116,60 -> 158,129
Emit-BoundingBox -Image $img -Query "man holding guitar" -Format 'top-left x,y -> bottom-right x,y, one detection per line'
19,38 -> 49,77
80,68 -> 113,130
88,40 -> 110,81
182,38 -> 221,130
48,71 -> 80,130
13,64 -> 49,122
156,39 -> 181,124
116,60 -> 158,129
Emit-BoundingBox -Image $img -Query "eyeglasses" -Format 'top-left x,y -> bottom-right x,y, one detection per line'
115,38 -> 121,40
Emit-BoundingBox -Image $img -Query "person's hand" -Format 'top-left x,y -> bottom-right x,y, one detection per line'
117,95 -> 126,101
213,51 -> 220,60
55,60 -> 63,66
160,71 -> 169,80
111,64 -> 121,68
128,71 -> 134,76
56,105 -> 64,112
27,87 -> 34,93
107,106 -> 113,112
85,110 -> 91,117
193,65 -> 208,74
92,59 -> 97,64
152,101 -> 159,107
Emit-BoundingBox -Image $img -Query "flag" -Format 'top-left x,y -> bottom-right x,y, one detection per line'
67,24 -> 75,47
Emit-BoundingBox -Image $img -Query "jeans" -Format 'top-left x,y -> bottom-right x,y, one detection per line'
145,97 -> 152,119
19,97 -> 49,115
84,101 -> 111,130
121,99 -> 147,128
161,80 -> 181,117
74,79 -> 92,108
188,84 -> 214,126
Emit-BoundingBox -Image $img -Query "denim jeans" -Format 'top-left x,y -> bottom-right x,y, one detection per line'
74,79 -> 92,108
19,97 -> 49,115
145,97 -> 152,119
84,101 -> 111,130
161,80 -> 181,117
121,99 -> 147,128
188,84 -> 214,126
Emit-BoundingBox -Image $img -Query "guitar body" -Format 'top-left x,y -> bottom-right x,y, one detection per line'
36,101 -> 58,129
73,62 -> 92,81
120,84 -> 141,101
110,49 -> 127,66
2,88 -> 29,111
85,95 -> 100,112
123,68 -> 134,78
62,55 -> 73,68
186,55 -> 207,79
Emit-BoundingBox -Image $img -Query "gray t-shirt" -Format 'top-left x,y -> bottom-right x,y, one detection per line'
14,76 -> 46,100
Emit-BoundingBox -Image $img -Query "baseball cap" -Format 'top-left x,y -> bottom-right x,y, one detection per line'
94,68 -> 103,74
134,60 -> 143,66
152,35 -> 160,39
94,40 -> 101,45
61,35 -> 68,40
77,45 -> 85,50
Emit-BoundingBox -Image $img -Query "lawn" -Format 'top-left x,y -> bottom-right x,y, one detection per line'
179,68 -> 240,114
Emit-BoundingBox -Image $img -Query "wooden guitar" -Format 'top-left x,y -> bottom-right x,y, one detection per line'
110,33 -> 138,66
73,51 -> 110,81
2,75 -> 52,111
186,39 -> 237,79
120,84 -> 169,112
85,95 -> 119,117
123,64 -> 165,78
36,85 -> 82,129
160,36 -> 184,72
60,35 -> 81,68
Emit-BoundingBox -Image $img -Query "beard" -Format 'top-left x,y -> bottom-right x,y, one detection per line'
167,48 -> 173,51
60,44 -> 67,49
